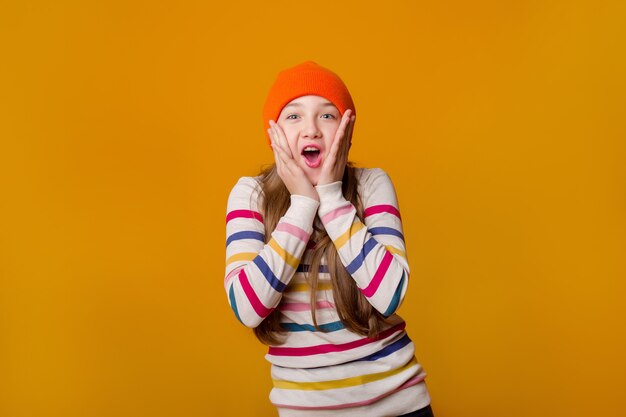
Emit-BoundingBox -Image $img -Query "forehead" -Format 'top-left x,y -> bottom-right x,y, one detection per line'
282,95 -> 338,110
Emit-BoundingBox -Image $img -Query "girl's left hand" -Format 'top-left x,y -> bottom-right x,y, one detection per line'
317,109 -> 356,186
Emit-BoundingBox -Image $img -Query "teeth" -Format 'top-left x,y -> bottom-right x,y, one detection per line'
304,147 -> 319,152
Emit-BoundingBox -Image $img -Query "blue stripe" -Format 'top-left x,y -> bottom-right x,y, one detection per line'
369,226 -> 405,240
346,238 -> 378,274
297,264 -> 330,273
280,321 -> 345,332
229,284 -> 243,324
253,256 -> 286,292
226,230 -> 264,247
383,271 -> 406,317
358,334 -> 411,361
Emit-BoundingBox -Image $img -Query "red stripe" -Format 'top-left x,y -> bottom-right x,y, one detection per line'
268,322 -> 406,356
362,250 -> 393,297
239,269 -> 273,318
363,204 -> 401,219
226,209 -> 263,224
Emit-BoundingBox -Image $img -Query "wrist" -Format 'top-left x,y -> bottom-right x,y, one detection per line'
315,181 -> 345,210
291,189 -> 319,202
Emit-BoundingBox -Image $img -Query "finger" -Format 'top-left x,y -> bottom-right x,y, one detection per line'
346,115 -> 356,142
269,128 -> 290,173
329,116 -> 350,159
334,110 -> 353,146
270,120 -> 293,158
272,138 -> 299,177
341,115 -> 356,157
270,140 -> 285,176
268,128 -> 282,160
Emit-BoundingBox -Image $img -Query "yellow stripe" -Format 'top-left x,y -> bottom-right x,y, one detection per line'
273,357 -> 418,390
334,221 -> 365,249
288,282 -> 333,292
268,238 -> 300,269
226,252 -> 256,265
385,245 -> 407,259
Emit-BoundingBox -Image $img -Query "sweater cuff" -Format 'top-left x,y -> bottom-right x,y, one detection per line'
283,194 -> 320,232
315,181 -> 348,216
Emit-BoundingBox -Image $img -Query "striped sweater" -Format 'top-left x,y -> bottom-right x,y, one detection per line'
224,168 -> 431,416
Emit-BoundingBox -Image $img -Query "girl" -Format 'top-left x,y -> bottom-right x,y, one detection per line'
224,61 -> 433,417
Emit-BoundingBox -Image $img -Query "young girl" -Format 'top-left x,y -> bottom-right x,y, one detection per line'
224,61 -> 434,417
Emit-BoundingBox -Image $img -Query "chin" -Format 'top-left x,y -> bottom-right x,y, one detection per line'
307,175 -> 320,186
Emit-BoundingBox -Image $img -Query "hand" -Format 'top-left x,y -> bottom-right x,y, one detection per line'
317,109 -> 356,186
268,120 -> 319,201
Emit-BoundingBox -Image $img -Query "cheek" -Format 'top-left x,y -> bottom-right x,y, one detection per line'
323,127 -> 339,150
325,125 -> 339,139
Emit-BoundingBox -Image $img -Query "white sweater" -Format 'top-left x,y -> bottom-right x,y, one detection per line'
225,168 -> 431,416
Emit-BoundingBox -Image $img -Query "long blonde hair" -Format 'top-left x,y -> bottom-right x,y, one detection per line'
253,163 -> 388,345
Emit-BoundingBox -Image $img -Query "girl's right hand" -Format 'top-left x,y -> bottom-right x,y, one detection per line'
268,120 -> 319,202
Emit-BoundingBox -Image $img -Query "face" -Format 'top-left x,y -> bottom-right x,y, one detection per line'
276,95 -> 341,185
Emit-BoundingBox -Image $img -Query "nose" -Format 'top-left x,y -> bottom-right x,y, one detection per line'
301,118 -> 322,139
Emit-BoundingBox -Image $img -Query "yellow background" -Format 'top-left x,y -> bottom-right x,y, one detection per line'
1,1 -> 625,416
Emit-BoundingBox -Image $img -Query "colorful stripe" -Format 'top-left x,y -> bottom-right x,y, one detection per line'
238,269 -> 273,318
253,256 -> 287,292
268,322 -> 406,356
226,209 -> 263,223
321,204 -> 354,224
226,252 -> 256,266
369,226 -> 404,240
224,267 -> 241,286
228,285 -> 242,323
345,238 -> 378,274
279,301 -> 335,312
357,334 -> 411,362
272,356 -> 418,390
272,373 -> 426,410
276,222 -> 310,242
385,245 -> 406,259
226,230 -> 264,247
364,204 -> 401,219
383,271 -> 405,316
334,220 -> 365,249
362,250 -> 393,297
280,320 -> 345,332
268,238 -> 300,269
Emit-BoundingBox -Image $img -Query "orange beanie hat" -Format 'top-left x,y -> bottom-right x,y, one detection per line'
262,61 -> 355,144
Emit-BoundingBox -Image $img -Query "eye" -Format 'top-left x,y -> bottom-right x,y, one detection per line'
286,114 -> 298,120
321,113 -> 336,119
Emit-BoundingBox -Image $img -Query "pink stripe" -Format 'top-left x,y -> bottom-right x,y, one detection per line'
362,250 -> 393,297
239,269 -> 273,318
321,204 -> 354,223
273,373 -> 426,411
279,301 -> 335,312
363,204 -> 401,219
226,209 -> 263,224
268,322 -> 405,356
276,222 -> 310,242
224,267 -> 242,286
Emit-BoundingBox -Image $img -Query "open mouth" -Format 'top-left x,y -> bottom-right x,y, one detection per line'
301,146 -> 322,168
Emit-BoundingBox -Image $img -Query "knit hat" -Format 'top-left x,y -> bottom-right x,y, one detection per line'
262,61 -> 355,144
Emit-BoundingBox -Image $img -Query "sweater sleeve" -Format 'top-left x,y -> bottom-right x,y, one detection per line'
315,168 -> 410,316
225,177 -> 319,328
